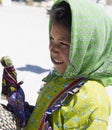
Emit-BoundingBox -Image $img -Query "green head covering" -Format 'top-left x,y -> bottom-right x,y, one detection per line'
47,0 -> 112,86
0,56 -> 13,67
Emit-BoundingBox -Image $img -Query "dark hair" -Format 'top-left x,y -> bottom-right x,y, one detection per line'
50,1 -> 71,30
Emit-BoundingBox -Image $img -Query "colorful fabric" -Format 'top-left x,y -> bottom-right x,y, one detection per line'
1,66 -> 26,127
25,77 -> 111,130
7,88 -> 26,127
25,77 -> 83,130
2,66 -> 18,96
25,0 -> 112,129
48,0 -> 112,86
44,79 -> 86,130
49,81 -> 111,130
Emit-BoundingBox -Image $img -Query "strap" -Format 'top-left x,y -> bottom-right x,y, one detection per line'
4,68 -> 17,83
4,68 -> 21,88
38,78 -> 86,130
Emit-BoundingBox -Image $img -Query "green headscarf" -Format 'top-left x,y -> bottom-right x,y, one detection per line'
0,56 -> 13,67
48,0 -> 112,86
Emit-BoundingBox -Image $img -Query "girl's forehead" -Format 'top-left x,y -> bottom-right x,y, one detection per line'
51,22 -> 71,33
51,23 -> 71,39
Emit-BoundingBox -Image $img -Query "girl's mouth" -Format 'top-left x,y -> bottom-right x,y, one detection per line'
51,58 -> 64,65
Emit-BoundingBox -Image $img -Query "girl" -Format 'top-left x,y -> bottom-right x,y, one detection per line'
25,0 -> 112,129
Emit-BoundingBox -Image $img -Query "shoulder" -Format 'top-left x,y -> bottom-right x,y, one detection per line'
65,80 -> 111,115
75,80 -> 111,112
78,80 -> 109,101
80,80 -> 107,97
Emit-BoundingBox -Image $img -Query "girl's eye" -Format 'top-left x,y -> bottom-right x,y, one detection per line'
50,36 -> 70,47
60,42 -> 70,47
50,36 -> 54,41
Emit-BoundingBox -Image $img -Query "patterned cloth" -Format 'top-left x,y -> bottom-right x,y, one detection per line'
25,77 -> 111,130
49,0 -> 112,86
2,66 -> 21,96
1,66 -> 26,127
25,0 -> 112,129
44,79 -> 85,130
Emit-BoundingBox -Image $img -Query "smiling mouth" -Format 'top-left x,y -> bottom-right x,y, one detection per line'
51,58 -> 64,65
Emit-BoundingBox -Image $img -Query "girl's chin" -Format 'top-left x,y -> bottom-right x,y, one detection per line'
54,68 -> 65,74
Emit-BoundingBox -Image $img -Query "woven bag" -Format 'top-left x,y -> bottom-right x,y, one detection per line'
0,103 -> 21,130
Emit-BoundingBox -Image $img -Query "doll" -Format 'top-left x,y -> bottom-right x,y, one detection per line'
0,56 -> 25,127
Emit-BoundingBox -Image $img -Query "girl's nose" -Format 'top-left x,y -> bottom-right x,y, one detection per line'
49,42 -> 59,53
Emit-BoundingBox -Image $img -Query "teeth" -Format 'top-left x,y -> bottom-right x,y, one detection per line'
55,59 -> 62,63
54,59 -> 64,64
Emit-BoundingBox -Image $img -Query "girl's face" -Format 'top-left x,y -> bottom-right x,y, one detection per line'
49,22 -> 71,74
